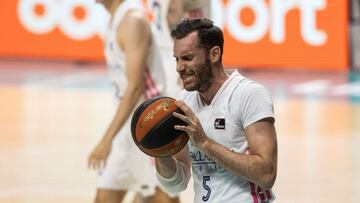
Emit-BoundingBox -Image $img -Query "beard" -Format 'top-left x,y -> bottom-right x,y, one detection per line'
183,56 -> 213,92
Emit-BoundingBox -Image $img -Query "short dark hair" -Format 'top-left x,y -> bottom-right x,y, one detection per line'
171,18 -> 224,62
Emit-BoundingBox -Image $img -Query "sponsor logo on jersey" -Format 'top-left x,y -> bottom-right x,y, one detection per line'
214,118 -> 225,129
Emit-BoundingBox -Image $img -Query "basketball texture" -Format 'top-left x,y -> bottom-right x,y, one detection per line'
131,96 -> 189,157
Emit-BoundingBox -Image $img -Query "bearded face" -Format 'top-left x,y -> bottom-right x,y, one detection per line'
174,32 -> 214,92
180,54 -> 213,92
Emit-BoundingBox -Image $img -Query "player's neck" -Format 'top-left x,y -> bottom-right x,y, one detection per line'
199,68 -> 228,105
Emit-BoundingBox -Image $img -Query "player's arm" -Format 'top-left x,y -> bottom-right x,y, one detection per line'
88,11 -> 151,170
174,101 -> 278,190
201,119 -> 277,189
105,11 -> 151,141
155,145 -> 191,193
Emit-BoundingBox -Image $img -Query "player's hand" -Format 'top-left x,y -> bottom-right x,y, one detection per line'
173,100 -> 208,149
88,139 -> 112,170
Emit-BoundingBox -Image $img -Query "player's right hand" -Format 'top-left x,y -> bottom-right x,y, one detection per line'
88,140 -> 112,170
173,100 -> 208,149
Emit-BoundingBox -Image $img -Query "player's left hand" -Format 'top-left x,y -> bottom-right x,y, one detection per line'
173,100 -> 208,149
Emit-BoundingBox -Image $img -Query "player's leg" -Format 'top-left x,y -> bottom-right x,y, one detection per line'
147,187 -> 180,203
133,193 -> 145,203
129,147 -> 181,203
94,128 -> 133,203
127,117 -> 181,203
94,189 -> 127,203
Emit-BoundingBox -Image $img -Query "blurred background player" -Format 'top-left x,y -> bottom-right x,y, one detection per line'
88,0 -> 186,202
150,0 -> 210,95
183,0 -> 210,19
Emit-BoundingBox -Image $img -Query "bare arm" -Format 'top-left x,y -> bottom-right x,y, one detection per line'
102,11 -> 151,142
88,11 -> 151,170
200,118 -> 277,189
174,101 -> 278,189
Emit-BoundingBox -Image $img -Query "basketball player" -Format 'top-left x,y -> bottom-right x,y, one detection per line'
154,18 -> 278,202
88,0 -> 186,202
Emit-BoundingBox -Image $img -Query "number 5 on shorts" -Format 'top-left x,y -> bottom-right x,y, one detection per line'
202,176 -> 211,201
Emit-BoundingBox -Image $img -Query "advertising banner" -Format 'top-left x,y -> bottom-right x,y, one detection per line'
0,0 -> 108,61
0,0 -> 349,70
212,0 -> 349,70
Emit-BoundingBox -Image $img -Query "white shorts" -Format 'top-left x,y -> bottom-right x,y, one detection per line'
96,116 -> 160,196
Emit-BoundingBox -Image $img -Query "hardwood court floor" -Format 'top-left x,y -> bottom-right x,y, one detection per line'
0,60 -> 359,203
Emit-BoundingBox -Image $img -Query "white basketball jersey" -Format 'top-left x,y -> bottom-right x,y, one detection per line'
146,0 -> 182,98
104,0 -> 168,100
178,70 -> 276,203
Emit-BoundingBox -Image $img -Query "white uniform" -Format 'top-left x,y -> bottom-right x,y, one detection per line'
98,0 -> 180,196
178,70 -> 276,203
146,0 -> 182,98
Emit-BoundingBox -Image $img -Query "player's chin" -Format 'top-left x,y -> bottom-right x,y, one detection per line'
183,83 -> 197,91
182,79 -> 198,91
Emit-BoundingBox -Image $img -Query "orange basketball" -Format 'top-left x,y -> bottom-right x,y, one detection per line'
131,96 -> 189,157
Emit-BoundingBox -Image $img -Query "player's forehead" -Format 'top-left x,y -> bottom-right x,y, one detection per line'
173,32 -> 201,56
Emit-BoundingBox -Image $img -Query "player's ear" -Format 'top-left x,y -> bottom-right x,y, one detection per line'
209,46 -> 221,63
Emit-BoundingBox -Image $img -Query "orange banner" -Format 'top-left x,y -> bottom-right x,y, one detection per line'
0,0 -> 107,61
214,0 -> 349,71
0,0 -> 349,71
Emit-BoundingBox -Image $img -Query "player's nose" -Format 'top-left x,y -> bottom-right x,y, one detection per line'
176,61 -> 186,73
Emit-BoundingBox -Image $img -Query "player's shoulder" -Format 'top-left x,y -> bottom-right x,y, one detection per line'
119,9 -> 151,42
227,70 -> 271,103
233,72 -> 267,93
123,9 -> 149,28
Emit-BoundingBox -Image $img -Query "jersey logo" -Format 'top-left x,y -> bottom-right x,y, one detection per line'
214,118 -> 225,129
